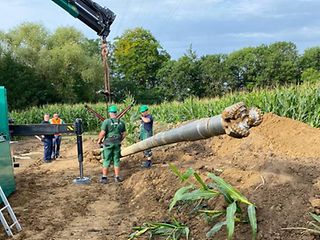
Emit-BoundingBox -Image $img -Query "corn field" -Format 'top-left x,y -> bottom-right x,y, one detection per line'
10,83 -> 320,133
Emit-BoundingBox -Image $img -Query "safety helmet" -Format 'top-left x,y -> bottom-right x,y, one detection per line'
139,105 -> 149,113
108,105 -> 118,113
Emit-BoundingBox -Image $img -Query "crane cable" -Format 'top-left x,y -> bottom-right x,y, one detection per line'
101,38 -> 111,103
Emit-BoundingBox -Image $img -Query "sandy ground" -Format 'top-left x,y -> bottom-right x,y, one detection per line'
1,113 -> 320,240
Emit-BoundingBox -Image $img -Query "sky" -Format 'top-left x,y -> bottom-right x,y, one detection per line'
1,0 -> 320,58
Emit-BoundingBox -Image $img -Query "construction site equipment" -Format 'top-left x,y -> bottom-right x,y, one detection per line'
0,86 -> 90,192
73,119 -> 90,184
51,0 -> 115,39
9,119 -> 90,185
0,87 -> 15,198
0,186 -> 22,237
52,0 -> 115,102
121,102 -> 263,157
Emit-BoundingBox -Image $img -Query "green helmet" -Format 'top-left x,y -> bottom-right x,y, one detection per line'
108,105 -> 118,113
139,105 -> 149,113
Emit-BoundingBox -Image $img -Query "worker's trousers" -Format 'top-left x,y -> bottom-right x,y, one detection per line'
43,138 -> 53,161
52,135 -> 62,158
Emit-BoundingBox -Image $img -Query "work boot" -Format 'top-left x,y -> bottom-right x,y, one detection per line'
141,160 -> 152,168
100,176 -> 108,184
114,176 -> 123,183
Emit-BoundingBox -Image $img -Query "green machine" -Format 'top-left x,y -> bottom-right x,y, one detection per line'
0,87 -> 15,197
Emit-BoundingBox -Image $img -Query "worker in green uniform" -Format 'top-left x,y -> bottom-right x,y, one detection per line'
97,105 -> 126,184
139,105 -> 154,168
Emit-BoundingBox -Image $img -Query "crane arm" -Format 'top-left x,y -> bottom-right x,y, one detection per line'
52,0 -> 116,39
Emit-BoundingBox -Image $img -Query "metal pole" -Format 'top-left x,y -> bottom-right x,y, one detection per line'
73,118 -> 90,184
121,102 -> 263,157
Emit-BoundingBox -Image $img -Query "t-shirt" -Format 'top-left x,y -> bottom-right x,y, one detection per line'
141,114 -> 153,132
101,118 -> 126,137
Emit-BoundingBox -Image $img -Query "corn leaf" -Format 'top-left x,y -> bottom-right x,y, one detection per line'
226,202 -> 237,240
206,221 -> 227,238
310,213 -> 320,223
169,164 -> 194,182
208,173 -> 252,205
169,185 -> 194,211
248,205 -> 257,240
182,168 -> 195,182
180,189 -> 219,202
169,164 -> 183,180
128,227 -> 150,239
194,172 -> 208,190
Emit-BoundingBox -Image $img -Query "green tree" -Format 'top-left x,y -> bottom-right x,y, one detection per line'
0,53 -> 53,109
264,41 -> 300,86
157,48 -> 202,101
1,22 -> 48,67
38,27 -> 103,102
112,27 -> 170,102
301,68 -> 320,83
199,54 -> 229,97
0,23 -> 106,108
300,47 -> 320,71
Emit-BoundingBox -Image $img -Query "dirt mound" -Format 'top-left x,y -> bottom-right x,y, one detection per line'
1,113 -> 320,240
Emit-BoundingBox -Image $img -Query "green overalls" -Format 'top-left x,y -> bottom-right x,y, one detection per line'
101,118 -> 125,168
139,115 -> 153,158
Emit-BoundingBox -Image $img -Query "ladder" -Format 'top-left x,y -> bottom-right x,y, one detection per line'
0,186 -> 22,237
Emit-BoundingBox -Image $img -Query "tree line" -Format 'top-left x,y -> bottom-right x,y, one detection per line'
1,23 -> 320,110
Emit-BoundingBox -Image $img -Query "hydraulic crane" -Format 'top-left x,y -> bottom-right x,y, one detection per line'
52,0 -> 116,102
52,0 -> 116,40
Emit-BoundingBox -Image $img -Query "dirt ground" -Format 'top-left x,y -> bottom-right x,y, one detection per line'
1,113 -> 320,240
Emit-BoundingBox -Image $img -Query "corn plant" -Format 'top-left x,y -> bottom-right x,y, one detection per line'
207,173 -> 257,240
10,82 -> 320,131
169,165 -> 219,212
169,165 -> 257,240
129,219 -> 190,240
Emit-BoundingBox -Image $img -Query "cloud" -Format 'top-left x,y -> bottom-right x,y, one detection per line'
1,0 -> 320,58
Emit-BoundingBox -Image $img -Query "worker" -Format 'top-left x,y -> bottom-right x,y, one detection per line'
139,105 -> 154,168
41,113 -> 54,163
50,113 -> 65,159
97,105 -> 126,184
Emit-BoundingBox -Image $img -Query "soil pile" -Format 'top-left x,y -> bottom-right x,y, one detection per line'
1,113 -> 319,240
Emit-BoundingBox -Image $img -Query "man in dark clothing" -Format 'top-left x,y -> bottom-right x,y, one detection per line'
41,113 -> 54,163
139,105 -> 153,168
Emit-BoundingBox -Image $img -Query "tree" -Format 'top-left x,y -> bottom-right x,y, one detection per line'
1,22 -> 48,67
300,47 -> 320,71
264,41 -> 300,86
157,48 -> 202,101
112,27 -> 170,101
37,27 -> 103,102
199,54 -> 229,97
0,23 -> 106,108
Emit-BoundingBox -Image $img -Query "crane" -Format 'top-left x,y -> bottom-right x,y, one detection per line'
52,0 -> 116,101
